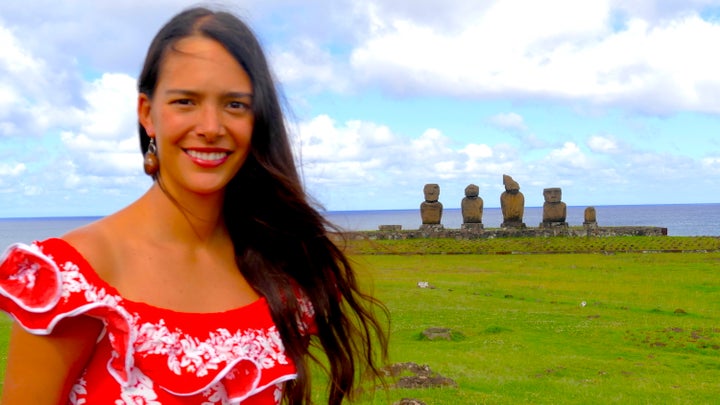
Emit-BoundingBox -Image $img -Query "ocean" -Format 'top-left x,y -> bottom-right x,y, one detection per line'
0,204 -> 718,250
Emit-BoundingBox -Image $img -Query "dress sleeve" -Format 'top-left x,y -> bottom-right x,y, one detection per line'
0,242 -> 68,333
0,239 -> 136,383
0,240 -> 128,335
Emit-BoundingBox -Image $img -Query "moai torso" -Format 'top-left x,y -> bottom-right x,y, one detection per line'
500,175 -> 525,224
584,206 -> 597,224
420,183 -> 443,224
461,184 -> 484,223
542,187 -> 567,223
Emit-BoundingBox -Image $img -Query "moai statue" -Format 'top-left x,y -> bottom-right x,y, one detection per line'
540,187 -> 568,228
500,174 -> 526,228
583,206 -> 598,228
420,183 -> 443,226
461,184 -> 484,230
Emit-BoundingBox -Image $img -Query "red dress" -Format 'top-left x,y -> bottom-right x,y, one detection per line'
0,238 -> 315,404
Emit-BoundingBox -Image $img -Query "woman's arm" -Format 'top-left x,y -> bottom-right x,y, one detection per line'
1,315 -> 103,404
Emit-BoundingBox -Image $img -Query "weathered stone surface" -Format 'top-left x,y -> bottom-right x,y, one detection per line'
420,183 -> 443,225
500,175 -> 525,228
539,222 -> 569,229
584,206 -> 597,224
382,362 -> 458,390
461,223 -> 484,231
393,399 -> 427,405
422,327 -> 453,341
541,187 -> 567,226
502,220 -> 527,229
340,226 -> 668,241
419,224 -> 444,233
379,225 -> 402,231
461,183 -> 484,224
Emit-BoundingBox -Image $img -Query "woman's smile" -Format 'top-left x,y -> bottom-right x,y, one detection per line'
185,148 -> 231,168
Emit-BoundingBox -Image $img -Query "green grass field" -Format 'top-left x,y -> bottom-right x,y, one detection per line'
1,236 -> 719,404
336,251 -> 720,404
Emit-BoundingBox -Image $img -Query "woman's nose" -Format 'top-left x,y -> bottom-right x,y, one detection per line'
197,105 -> 223,141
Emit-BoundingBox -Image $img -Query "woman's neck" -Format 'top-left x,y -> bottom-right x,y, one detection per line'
142,181 -> 227,244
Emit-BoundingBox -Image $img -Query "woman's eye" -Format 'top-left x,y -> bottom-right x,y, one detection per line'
228,101 -> 251,111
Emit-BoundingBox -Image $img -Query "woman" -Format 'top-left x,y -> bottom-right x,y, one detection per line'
0,6 -> 388,404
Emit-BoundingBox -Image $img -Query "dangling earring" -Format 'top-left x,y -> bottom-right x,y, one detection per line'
143,137 -> 159,176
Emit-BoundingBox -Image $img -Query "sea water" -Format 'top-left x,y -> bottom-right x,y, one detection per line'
0,204 -> 718,250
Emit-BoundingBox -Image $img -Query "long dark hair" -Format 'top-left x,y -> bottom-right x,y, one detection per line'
138,7 -> 388,404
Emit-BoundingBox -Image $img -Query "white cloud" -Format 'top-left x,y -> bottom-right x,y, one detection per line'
297,114 -> 526,207
347,1 -> 720,113
487,113 -> 528,132
0,163 -> 25,176
296,115 -> 402,188
23,185 -> 42,196
0,25 -> 47,84
701,156 -> 720,173
588,135 -> 621,154
0,24 -> 82,137
461,143 -> 494,160
60,73 -> 141,177
409,129 -> 453,159
270,39 -> 350,93
80,73 -> 138,140
545,142 -> 592,170
298,114 -> 396,163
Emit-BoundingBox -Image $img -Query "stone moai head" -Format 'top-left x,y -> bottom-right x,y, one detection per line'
423,183 -> 440,202
465,184 -> 479,198
543,187 -> 562,203
502,174 -> 520,193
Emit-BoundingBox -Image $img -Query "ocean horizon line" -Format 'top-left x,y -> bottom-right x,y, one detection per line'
1,202 -> 719,220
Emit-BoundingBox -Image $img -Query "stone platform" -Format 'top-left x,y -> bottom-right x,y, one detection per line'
339,225 -> 668,240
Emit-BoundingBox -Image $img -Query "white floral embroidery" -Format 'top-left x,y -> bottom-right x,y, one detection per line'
115,369 -> 162,405
202,381 -> 230,405
273,383 -> 283,403
133,321 -> 288,378
8,258 -> 40,288
68,376 -> 88,405
58,261 -> 123,309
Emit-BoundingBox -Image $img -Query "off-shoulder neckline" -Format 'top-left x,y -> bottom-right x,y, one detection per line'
41,237 -> 266,317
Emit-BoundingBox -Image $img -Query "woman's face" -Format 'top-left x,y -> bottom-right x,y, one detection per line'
138,36 -> 254,197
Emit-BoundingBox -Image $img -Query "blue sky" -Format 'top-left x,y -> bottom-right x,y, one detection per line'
1,0 -> 720,217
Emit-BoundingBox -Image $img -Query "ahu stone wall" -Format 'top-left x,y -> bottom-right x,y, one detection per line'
342,225 -> 668,241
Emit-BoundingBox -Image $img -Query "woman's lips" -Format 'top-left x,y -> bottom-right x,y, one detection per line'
185,149 -> 230,168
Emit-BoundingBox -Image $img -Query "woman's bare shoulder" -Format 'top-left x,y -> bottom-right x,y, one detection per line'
61,214 -> 125,284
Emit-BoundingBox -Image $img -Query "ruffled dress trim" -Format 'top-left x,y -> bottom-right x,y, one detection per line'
0,238 -> 314,403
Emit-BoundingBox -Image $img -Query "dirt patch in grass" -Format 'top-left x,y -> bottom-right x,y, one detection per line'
625,327 -> 720,352
381,362 -> 458,389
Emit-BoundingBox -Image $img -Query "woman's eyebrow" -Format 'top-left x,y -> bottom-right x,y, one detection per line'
226,91 -> 253,99
164,89 -> 253,98
164,89 -> 197,96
